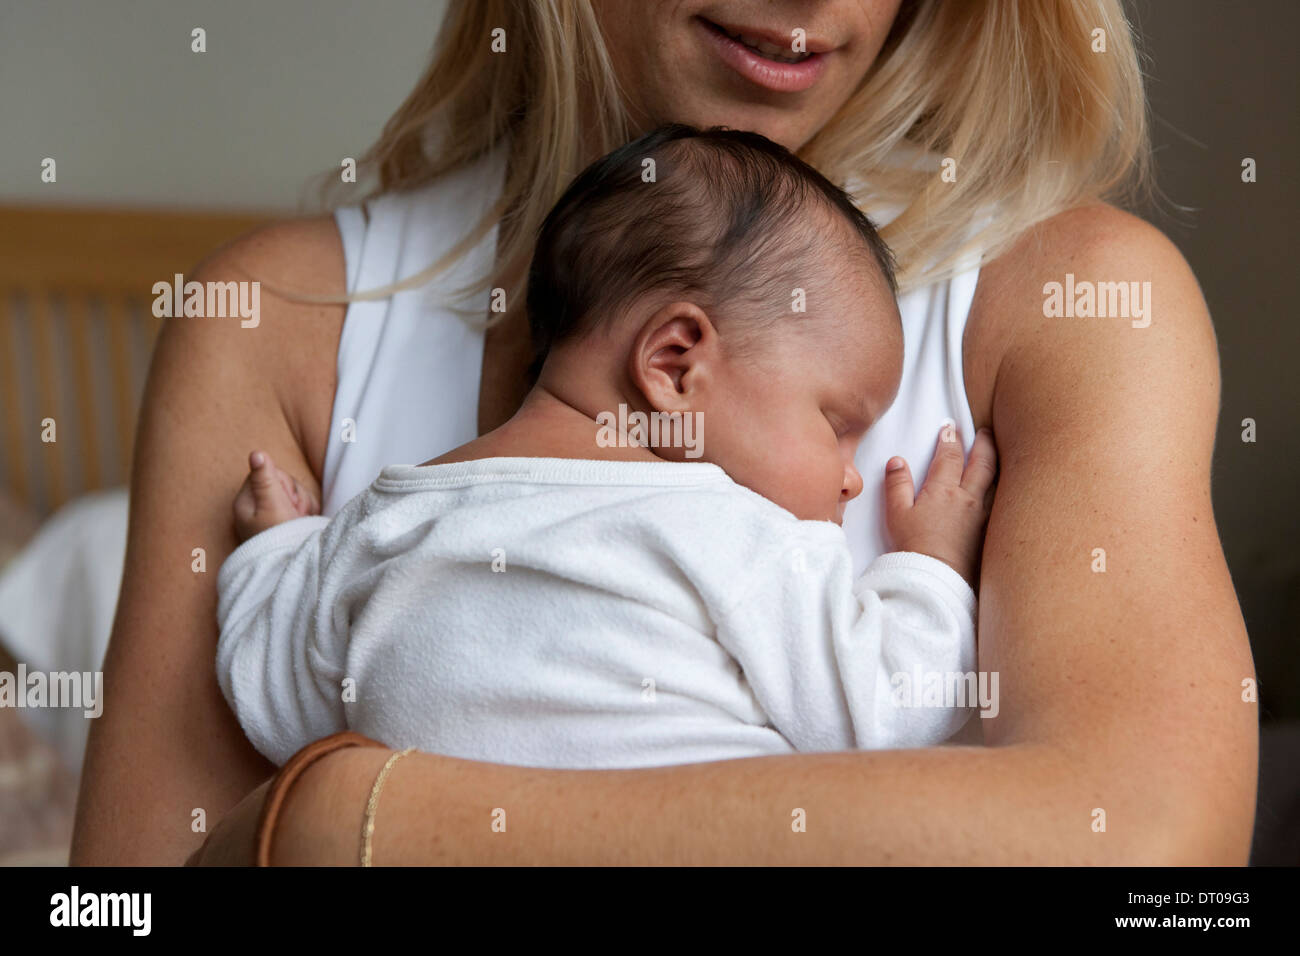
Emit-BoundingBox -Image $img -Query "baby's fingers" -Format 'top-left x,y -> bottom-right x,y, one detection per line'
247,451 -> 286,508
246,451 -> 300,521
924,424 -> 966,488
883,456 -> 915,513
960,428 -> 998,498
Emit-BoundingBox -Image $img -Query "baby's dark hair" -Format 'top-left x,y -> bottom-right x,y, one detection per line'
524,123 -> 897,376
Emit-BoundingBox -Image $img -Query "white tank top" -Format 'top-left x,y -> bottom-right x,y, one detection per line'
324,139 -> 982,577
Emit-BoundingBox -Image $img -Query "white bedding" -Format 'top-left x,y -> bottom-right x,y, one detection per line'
0,488 -> 126,769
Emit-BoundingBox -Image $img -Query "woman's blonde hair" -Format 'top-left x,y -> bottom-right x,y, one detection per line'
332,0 -> 1149,313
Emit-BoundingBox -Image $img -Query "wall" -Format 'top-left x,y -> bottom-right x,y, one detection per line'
0,0 -> 448,211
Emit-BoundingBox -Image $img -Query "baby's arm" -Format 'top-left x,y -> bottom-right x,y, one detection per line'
714,428 -> 997,751
217,451 -> 342,764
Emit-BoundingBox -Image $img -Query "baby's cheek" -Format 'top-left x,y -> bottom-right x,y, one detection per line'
787,450 -> 842,521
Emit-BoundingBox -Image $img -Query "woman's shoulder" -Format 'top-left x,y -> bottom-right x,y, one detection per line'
984,203 -> 1188,282
186,215 -> 348,357
969,202 -> 1193,341
192,215 -> 346,300
962,202 -> 1207,424
167,215 -> 347,477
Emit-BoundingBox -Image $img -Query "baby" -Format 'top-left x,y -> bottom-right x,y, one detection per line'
216,124 -> 997,769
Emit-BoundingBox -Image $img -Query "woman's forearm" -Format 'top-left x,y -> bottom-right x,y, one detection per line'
270,738 -> 1231,866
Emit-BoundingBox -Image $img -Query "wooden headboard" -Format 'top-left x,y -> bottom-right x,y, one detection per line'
0,206 -> 271,517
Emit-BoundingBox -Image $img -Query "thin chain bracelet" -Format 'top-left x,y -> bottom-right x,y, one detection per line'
361,747 -> 416,867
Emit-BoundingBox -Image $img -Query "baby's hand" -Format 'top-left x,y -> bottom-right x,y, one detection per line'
231,451 -> 320,542
883,427 -> 998,588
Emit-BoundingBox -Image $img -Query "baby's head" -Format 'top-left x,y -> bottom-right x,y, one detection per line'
526,124 -> 903,523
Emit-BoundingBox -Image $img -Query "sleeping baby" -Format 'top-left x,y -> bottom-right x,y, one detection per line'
215,124 -> 998,768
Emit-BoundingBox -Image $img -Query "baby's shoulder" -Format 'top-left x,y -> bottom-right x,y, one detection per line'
632,480 -> 850,577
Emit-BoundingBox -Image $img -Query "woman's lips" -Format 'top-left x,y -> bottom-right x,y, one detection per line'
696,17 -> 829,93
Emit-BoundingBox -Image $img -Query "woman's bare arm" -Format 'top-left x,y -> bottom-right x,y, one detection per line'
964,204 -> 1257,861
70,218 -> 346,864
253,205 -> 1256,866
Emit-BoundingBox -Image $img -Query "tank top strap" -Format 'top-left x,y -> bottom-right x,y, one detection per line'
322,141 -> 511,513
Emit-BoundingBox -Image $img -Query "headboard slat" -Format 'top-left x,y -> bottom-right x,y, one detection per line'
28,291 -> 67,511
67,295 -> 103,492
104,297 -> 138,480
0,296 -> 31,504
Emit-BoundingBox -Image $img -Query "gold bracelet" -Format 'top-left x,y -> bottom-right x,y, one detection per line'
360,747 -> 415,867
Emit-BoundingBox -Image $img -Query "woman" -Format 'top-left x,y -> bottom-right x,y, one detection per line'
72,0 -> 1256,864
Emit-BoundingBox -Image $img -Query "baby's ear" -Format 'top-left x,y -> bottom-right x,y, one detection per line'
628,301 -> 715,409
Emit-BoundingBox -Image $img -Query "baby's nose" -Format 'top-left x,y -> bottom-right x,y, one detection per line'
842,462 -> 864,502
